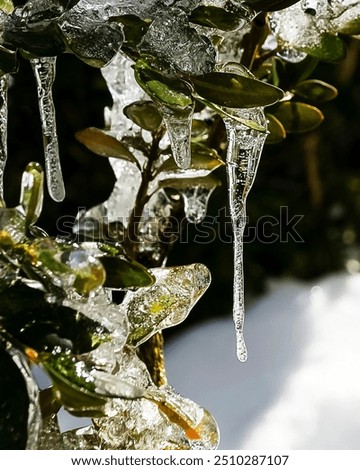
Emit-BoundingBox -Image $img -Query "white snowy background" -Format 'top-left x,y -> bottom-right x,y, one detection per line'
165,272 -> 360,450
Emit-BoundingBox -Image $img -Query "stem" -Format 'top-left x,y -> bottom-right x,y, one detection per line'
125,130 -> 163,259
241,12 -> 268,71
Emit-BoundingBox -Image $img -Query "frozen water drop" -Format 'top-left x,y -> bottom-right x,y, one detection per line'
0,74 -> 8,204
31,56 -> 65,202
224,109 -> 268,362
182,186 -> 214,224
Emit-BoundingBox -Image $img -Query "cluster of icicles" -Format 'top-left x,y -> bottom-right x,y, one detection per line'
0,55 -> 267,362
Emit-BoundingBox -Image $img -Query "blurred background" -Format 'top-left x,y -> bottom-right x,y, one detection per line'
5,37 -> 360,449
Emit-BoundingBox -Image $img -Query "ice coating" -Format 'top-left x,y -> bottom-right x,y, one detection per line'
225,108 -> 268,362
270,1 -> 360,55
0,75 -> 8,204
182,185 -> 214,224
31,57 -> 65,202
140,9 -> 215,75
162,109 -> 194,170
123,263 -> 212,346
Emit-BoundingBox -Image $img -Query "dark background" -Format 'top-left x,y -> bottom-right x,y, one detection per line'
5,39 -> 360,328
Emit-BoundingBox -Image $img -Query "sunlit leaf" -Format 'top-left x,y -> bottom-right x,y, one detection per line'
159,173 -> 222,191
273,101 -> 324,133
19,162 -> 44,228
189,6 -> 246,31
301,34 -> 347,62
293,79 -> 338,103
41,353 -> 107,417
75,127 -> 140,169
123,100 -> 163,131
134,59 -> 193,112
265,113 -> 286,144
192,72 -> 284,108
101,255 -> 155,289
124,264 -> 211,346
0,0 -> 13,14
193,93 -> 267,132
156,144 -> 224,176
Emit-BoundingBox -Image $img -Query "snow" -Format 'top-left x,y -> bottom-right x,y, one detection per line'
165,272 -> 360,450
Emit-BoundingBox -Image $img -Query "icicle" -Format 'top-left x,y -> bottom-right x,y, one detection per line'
224,111 -> 268,362
31,57 -> 65,202
182,186 -> 214,224
0,75 -> 9,205
162,107 -> 194,170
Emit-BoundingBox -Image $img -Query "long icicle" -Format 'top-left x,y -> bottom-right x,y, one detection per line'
225,112 -> 268,361
31,57 -> 65,202
0,75 -> 9,205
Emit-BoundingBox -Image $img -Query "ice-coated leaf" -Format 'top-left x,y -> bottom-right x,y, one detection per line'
134,59 -> 193,112
19,162 -> 44,228
156,143 -> 224,178
0,207 -> 27,246
124,263 -> 211,346
159,173 -> 222,191
123,100 -> 163,132
3,19 -> 66,57
0,46 -> 18,76
245,0 -> 301,12
301,34 -> 347,62
75,127 -> 140,169
0,283 -> 110,355
265,113 -> 286,144
188,6 -> 247,31
145,386 -> 219,449
100,255 -> 155,289
273,101 -> 324,133
194,94 -> 267,132
41,353 -> 107,417
59,11 -> 123,67
0,0 -> 14,14
293,79 -> 338,103
0,339 -> 41,449
192,72 -> 284,108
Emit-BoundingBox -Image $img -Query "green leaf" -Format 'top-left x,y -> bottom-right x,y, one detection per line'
0,283 -> 110,355
134,59 -> 193,112
156,143 -> 224,176
124,264 -> 211,346
337,17 -> 360,35
159,173 -> 222,191
293,79 -> 338,103
39,387 -> 61,419
188,6 -> 246,31
244,0 -> 301,12
41,354 -> 107,417
0,0 -> 13,14
191,72 -> 284,108
101,255 -> 156,289
301,34 -> 347,62
75,127 -> 140,169
0,340 -> 39,449
0,46 -> 18,76
265,113 -> 286,144
193,93 -> 267,132
191,119 -> 210,140
273,101 -> 324,134
19,162 -> 44,228
123,100 -> 163,131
